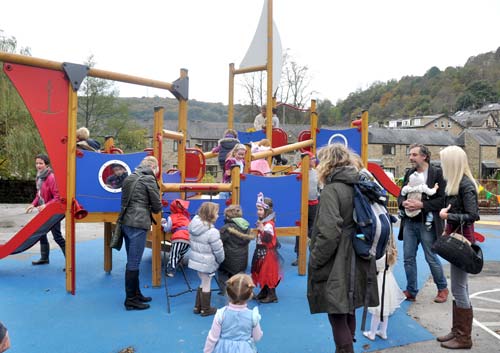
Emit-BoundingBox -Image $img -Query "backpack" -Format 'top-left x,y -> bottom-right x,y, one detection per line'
351,180 -> 395,260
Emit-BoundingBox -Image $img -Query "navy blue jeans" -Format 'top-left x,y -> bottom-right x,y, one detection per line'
403,219 -> 447,296
122,224 -> 147,271
39,221 -> 66,250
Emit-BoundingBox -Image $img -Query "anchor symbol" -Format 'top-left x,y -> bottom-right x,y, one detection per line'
41,80 -> 61,115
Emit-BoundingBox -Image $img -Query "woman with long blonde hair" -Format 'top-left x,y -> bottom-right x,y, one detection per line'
437,146 -> 479,350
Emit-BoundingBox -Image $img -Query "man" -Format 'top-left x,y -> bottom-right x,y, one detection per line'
253,105 -> 279,131
398,144 -> 449,303
253,105 -> 287,165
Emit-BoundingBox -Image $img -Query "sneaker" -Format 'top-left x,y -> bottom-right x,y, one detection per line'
375,330 -> 387,340
434,288 -> 449,303
403,290 -> 416,302
291,259 -> 298,266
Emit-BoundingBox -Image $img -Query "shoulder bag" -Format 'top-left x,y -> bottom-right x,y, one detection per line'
432,221 -> 483,274
110,176 -> 142,250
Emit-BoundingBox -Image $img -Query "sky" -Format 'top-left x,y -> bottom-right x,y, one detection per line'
1,0 -> 500,106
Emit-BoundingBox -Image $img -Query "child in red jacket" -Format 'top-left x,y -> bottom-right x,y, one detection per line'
162,199 -> 191,277
251,192 -> 281,304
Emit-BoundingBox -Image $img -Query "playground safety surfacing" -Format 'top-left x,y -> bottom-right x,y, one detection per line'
2,225 -> 499,353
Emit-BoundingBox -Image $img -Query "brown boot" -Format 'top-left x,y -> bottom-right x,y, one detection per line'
441,306 -> 473,349
259,287 -> 278,304
200,291 -> 217,317
193,287 -> 202,314
437,301 -> 457,342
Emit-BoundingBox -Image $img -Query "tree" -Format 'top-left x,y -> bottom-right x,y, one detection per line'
0,31 -> 42,179
77,54 -> 121,137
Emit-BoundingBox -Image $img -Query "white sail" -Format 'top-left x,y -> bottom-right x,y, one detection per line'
239,0 -> 282,93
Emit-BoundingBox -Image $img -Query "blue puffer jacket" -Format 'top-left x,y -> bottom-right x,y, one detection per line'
188,215 -> 225,274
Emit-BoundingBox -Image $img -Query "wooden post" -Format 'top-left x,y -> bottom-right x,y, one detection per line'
228,63 -> 235,129
65,85 -> 78,294
152,106 -> 165,287
298,154 -> 309,275
104,222 -> 112,273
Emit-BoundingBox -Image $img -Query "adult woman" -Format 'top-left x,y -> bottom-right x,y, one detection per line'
26,154 -> 66,265
307,144 -> 378,353
437,146 -> 479,349
120,156 -> 162,311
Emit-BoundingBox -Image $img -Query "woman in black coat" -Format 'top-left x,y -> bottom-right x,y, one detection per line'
437,146 -> 479,349
120,156 -> 162,311
307,144 -> 378,353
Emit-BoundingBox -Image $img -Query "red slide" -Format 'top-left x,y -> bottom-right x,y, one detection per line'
0,202 -> 66,259
367,162 -> 401,197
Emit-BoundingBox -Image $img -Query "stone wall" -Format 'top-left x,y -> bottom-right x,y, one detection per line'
0,180 -> 35,203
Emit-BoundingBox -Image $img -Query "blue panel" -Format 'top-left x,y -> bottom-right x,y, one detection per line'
75,151 -> 147,213
237,130 -> 266,144
240,174 -> 302,228
316,128 -> 361,155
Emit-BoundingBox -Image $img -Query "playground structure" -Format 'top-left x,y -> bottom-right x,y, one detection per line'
0,0 -> 402,295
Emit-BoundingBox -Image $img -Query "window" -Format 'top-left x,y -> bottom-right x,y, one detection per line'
201,140 -> 218,152
440,121 -> 445,128
447,121 -> 452,128
497,147 -> 500,159
434,122 -> 438,127
173,140 -> 191,152
206,165 -> 218,176
382,144 -> 395,155
413,118 -> 421,126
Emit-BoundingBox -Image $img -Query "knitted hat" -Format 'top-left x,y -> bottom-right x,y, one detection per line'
256,192 -> 269,209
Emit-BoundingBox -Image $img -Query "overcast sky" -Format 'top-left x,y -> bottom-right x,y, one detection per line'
2,0 -> 499,106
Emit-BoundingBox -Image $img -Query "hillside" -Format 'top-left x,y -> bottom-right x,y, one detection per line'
330,46 -> 500,124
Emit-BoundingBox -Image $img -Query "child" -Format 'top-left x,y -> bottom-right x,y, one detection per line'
106,163 -> 128,189
400,171 -> 439,230
292,151 -> 319,266
203,274 -> 263,353
363,234 -> 406,341
188,202 -> 225,316
161,199 -> 191,277
250,139 -> 272,176
211,129 -> 240,172
219,144 -> 246,199
251,192 -> 281,304
218,205 -> 254,295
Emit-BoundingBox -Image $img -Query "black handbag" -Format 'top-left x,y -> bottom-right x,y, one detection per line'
109,176 -> 142,251
432,223 -> 483,275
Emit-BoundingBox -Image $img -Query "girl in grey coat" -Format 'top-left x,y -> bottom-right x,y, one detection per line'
188,202 -> 225,316
307,144 -> 378,353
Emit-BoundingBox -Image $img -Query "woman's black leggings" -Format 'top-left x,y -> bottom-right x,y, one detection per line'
328,313 -> 356,346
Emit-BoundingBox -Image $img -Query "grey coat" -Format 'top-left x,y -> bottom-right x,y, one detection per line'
188,215 -> 225,274
121,166 -> 162,230
307,166 -> 379,314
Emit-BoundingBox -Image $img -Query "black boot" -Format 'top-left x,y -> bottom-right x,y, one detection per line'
124,270 -> 150,311
255,285 -> 268,301
335,343 -> 354,353
32,243 -> 50,265
200,291 -> 217,317
133,270 -> 152,302
259,287 -> 278,304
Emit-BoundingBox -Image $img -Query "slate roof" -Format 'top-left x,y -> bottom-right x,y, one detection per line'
368,127 -> 460,146
451,111 -> 491,127
465,129 -> 500,146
